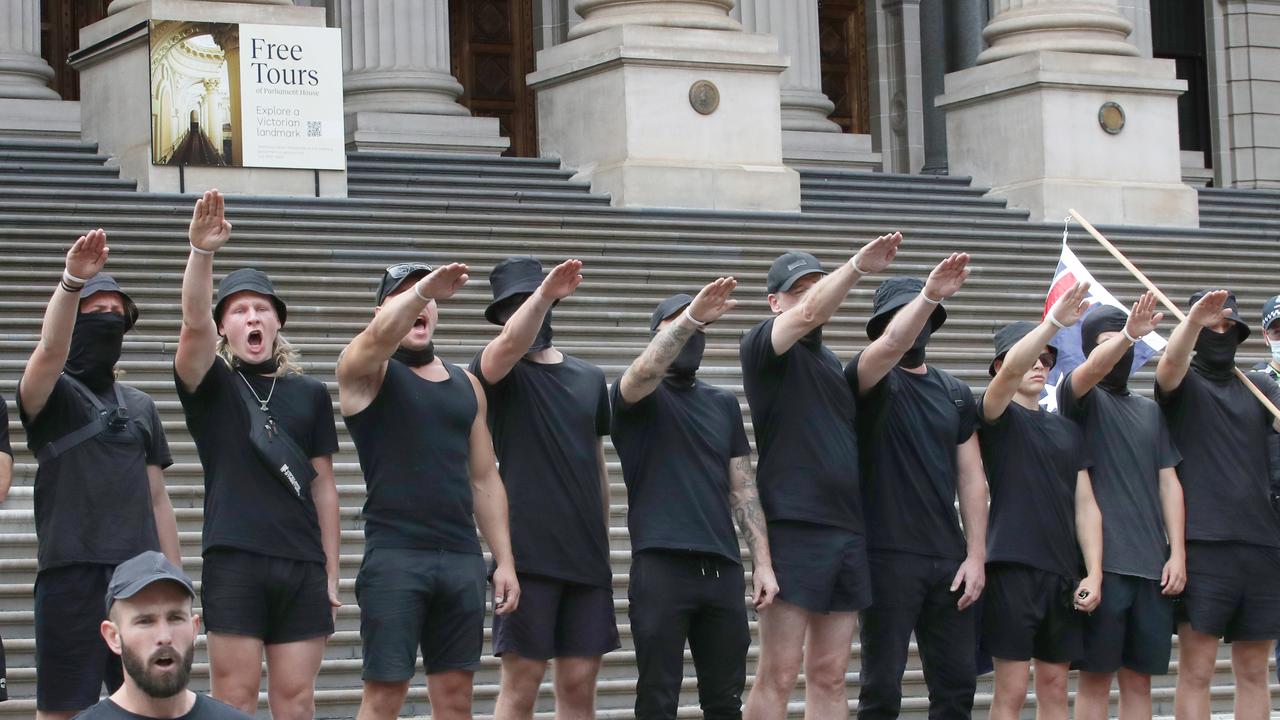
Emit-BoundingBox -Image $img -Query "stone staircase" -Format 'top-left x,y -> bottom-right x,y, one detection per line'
0,136 -> 1275,717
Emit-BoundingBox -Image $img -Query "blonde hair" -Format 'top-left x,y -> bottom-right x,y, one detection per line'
217,333 -> 304,377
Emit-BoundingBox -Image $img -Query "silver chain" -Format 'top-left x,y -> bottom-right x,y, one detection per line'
237,371 -> 277,412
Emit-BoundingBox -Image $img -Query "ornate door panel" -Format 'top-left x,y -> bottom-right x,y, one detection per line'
40,0 -> 110,100
450,0 -> 537,157
818,0 -> 870,135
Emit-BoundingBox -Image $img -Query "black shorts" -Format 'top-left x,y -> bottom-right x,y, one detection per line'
200,547 -> 334,645
767,521 -> 872,614
981,562 -> 1083,664
1078,572 -> 1173,675
356,547 -> 487,680
1178,540 -> 1280,641
34,563 -> 123,711
492,572 -> 620,660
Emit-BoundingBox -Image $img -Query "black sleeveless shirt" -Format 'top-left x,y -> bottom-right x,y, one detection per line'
345,359 -> 481,554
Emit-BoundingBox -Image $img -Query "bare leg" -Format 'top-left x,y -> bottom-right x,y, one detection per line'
1032,660 -> 1069,720
263,636 -> 326,720
206,631 -> 265,714
744,600 -> 810,720
553,655 -> 604,720
495,654 -> 549,720
1230,639 -> 1275,720
1074,670 -> 1114,720
427,669 -> 477,720
989,659 -> 1031,720
1174,624 -> 1219,720
357,680 -> 412,720
802,611 -> 858,720
1115,668 -> 1152,720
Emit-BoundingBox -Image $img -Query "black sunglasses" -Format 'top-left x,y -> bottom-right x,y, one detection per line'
1037,352 -> 1056,370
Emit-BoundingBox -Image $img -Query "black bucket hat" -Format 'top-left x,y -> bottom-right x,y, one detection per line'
214,268 -> 287,326
375,262 -> 433,306
79,273 -> 139,331
866,276 -> 947,340
650,293 -> 694,332
1189,288 -> 1249,343
485,257 -> 545,325
989,320 -> 1059,377
766,251 -> 826,294
105,550 -> 195,613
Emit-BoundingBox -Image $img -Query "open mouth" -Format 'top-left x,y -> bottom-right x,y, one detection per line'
247,329 -> 264,352
151,649 -> 178,670
413,318 -> 427,331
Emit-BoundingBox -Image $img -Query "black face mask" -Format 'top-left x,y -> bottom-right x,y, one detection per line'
1191,326 -> 1239,381
898,325 -> 931,369
666,331 -> 705,386
65,312 -> 126,392
528,311 -> 554,353
393,341 -> 436,368
1097,345 -> 1134,394
231,355 -> 279,375
798,325 -> 823,350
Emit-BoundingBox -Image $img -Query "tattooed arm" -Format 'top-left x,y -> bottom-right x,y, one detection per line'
730,454 -> 779,609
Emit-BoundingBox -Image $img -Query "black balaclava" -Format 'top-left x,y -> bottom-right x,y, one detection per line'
65,312 -> 127,392
666,331 -> 705,386
899,324 -> 931,369
1081,306 -> 1131,394
799,325 -> 823,350
1191,325 -> 1240,381
393,342 -> 436,368
528,310 -> 554,353
231,355 -> 279,375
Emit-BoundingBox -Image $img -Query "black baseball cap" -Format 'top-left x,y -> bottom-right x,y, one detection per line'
767,251 -> 825,294
650,293 -> 694,332
1189,288 -> 1249,343
213,268 -> 287,326
989,320 -> 1059,377
105,551 -> 195,614
79,273 -> 139,331
866,276 -> 947,340
375,262 -> 433,306
1262,295 -> 1280,331
485,257 -> 546,325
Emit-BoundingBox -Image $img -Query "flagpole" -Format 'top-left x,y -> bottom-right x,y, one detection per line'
1067,208 -> 1280,423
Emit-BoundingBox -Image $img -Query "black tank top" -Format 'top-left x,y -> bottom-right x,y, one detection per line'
345,359 -> 481,554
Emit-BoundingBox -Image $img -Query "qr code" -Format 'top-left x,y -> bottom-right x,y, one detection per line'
307,121 -> 322,137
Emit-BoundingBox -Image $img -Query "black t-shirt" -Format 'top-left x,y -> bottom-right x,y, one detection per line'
470,353 -> 612,587
175,360 -> 338,563
1156,369 -> 1280,548
740,318 -> 862,532
848,356 -> 976,559
345,360 -> 481,554
1058,373 -> 1180,579
978,397 -> 1090,578
611,378 -> 751,564
0,397 -> 11,458
18,376 -> 171,570
73,694 -> 252,720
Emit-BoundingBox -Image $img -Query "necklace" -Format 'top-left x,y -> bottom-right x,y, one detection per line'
237,371 -> 277,412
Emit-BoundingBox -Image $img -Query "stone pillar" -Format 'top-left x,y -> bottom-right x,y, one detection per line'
336,0 -> 508,153
1214,0 -> 1280,189
1114,0 -> 1153,57
0,0 -> 58,100
569,0 -> 740,39
938,0 -> 1198,226
109,0 -> 293,13
870,0 -> 925,173
946,0 -> 986,71
919,0 -> 947,173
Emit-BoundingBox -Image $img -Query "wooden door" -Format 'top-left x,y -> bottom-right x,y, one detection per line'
449,0 -> 538,157
40,0 -> 110,100
818,0 -> 870,135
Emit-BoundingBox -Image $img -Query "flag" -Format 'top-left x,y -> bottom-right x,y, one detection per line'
1039,241 -> 1166,413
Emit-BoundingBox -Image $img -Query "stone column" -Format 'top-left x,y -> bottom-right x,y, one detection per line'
0,0 -> 59,100
946,0 -> 986,71
872,0 -> 925,173
1214,0 -> 1280,189
978,0 -> 1137,63
109,0 -> 293,13
735,0 -> 838,133
335,0 -> 507,153
570,0 -> 740,39
919,0 -> 947,172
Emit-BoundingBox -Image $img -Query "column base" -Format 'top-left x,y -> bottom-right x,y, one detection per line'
782,130 -> 881,172
992,177 -> 1199,227
345,111 -> 509,155
585,159 -> 800,211
0,99 -> 80,138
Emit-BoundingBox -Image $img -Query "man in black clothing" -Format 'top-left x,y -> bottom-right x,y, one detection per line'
740,233 -> 902,720
75,551 -> 251,720
613,279 -> 779,720
1255,295 -> 1280,686
1065,294 -> 1186,720
1156,289 -> 1280,720
978,281 -> 1104,720
470,257 -> 618,720
19,229 -> 180,720
175,191 -> 340,719
849,256 -> 987,720
337,261 -> 518,720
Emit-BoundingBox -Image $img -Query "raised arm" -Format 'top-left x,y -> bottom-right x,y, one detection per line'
951,435 -> 987,610
856,253 -> 970,392
1155,290 -> 1230,394
770,232 -> 902,355
466,373 -> 520,616
19,230 -> 110,418
618,277 -> 737,404
982,281 -> 1091,422
1073,469 -> 1103,613
1158,467 -> 1186,595
479,259 -> 582,384
335,264 -> 469,416
1070,292 -> 1163,399
729,454 -> 779,609
175,190 -> 232,392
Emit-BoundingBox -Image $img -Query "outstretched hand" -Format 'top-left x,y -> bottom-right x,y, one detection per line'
189,189 -> 232,252
687,276 -> 738,325
1049,280 -> 1092,329
1125,292 -> 1164,340
416,262 -> 470,301
538,259 -> 584,302
1187,289 -> 1231,329
66,228 -> 109,280
924,252 -> 971,301
853,232 -> 902,275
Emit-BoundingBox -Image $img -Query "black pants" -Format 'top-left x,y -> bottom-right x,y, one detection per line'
628,550 -> 750,720
857,550 -> 977,720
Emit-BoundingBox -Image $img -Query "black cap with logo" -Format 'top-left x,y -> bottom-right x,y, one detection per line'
766,251 -> 826,294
